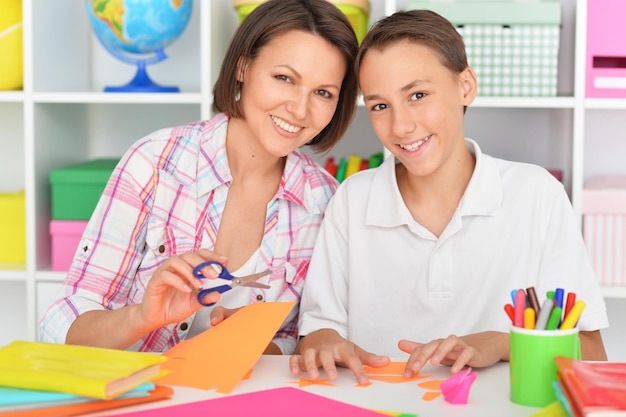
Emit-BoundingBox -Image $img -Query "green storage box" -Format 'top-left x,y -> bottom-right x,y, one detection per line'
408,0 -> 562,97
49,158 -> 119,220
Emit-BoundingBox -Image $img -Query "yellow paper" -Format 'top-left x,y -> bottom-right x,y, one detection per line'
0,341 -> 166,399
157,301 -> 295,393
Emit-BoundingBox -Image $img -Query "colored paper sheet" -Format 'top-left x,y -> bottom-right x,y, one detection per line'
0,385 -> 173,417
157,301 -> 295,393
529,400 -> 568,417
439,367 -> 477,405
104,386 -> 390,417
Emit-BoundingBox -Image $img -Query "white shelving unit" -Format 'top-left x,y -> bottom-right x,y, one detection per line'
1,0 -> 625,359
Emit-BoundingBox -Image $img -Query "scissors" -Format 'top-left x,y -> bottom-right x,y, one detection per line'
193,261 -> 271,306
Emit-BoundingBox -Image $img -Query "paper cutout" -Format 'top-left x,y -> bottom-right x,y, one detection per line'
368,374 -> 430,384
156,302 -> 295,393
439,367 -> 477,405
295,378 -> 337,388
364,362 -> 408,375
422,391 -> 443,401
102,386 -> 390,417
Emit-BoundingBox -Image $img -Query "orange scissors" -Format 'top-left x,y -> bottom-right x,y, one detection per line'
193,261 -> 271,306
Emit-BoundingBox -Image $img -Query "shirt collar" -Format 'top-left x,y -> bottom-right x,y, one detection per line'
366,139 -> 502,227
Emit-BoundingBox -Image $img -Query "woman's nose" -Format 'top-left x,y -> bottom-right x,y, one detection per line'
286,91 -> 308,120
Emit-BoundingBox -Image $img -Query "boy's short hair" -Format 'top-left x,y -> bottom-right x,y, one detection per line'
356,9 -> 468,79
213,0 -> 359,153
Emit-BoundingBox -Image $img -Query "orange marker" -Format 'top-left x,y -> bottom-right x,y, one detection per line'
524,307 -> 536,329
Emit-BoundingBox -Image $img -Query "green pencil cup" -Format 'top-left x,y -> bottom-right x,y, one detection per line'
509,326 -> 580,407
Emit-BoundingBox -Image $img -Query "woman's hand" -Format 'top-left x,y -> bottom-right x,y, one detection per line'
138,249 -> 228,332
399,331 -> 509,377
289,329 -> 390,385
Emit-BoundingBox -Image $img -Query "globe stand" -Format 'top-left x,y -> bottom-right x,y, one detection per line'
96,34 -> 179,93
104,59 -> 179,93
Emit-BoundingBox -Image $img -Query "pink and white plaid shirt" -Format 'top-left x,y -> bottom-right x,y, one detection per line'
40,113 -> 338,353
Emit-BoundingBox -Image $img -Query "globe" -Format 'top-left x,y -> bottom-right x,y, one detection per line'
86,0 -> 193,92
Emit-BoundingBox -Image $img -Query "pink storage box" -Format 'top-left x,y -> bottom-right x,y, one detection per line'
586,0 -> 626,98
50,220 -> 88,271
582,176 -> 626,286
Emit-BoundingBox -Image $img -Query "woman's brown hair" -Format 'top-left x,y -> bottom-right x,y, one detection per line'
213,0 -> 359,153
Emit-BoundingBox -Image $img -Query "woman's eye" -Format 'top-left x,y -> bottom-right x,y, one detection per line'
315,89 -> 332,99
372,103 -> 387,111
276,75 -> 291,83
410,92 -> 426,101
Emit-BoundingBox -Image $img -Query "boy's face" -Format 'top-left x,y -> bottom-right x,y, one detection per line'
359,40 -> 476,178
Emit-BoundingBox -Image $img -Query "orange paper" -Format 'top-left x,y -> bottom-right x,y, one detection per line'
157,302 -> 295,393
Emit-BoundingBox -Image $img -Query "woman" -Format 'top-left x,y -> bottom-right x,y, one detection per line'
40,0 -> 359,355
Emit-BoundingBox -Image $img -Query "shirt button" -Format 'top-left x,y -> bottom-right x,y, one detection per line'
158,244 -> 165,253
256,294 -> 263,301
180,322 -> 188,331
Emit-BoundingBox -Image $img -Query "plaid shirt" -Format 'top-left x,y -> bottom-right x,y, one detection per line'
40,113 -> 338,353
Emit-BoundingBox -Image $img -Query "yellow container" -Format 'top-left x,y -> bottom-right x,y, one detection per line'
0,190 -> 26,263
0,0 -> 23,90
232,0 -> 370,43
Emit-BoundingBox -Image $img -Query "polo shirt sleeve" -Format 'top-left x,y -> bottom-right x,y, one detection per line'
298,187 -> 351,339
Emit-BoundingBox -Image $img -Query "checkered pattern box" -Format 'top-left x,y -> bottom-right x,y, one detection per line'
407,0 -> 562,97
582,176 -> 626,287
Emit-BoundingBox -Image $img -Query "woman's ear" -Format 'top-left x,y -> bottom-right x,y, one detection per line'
236,56 -> 249,83
460,66 -> 478,105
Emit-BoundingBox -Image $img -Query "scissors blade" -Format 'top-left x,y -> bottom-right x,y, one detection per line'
234,269 -> 271,289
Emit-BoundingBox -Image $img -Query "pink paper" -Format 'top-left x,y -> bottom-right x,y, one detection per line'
439,367 -> 477,405
102,387 -> 389,417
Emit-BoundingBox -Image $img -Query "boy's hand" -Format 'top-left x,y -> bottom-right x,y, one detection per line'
399,331 -> 508,377
289,329 -> 390,385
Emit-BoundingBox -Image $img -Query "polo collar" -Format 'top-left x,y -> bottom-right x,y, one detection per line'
366,139 -> 503,228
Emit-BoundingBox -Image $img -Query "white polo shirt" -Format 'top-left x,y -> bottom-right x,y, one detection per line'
298,139 -> 609,358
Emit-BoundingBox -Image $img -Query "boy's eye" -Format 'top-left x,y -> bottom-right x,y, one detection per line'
410,92 -> 426,101
372,103 -> 387,111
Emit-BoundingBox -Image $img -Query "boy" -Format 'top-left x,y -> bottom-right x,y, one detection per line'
289,9 -> 608,384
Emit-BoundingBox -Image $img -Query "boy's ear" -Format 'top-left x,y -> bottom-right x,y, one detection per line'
460,66 -> 478,105
236,56 -> 249,82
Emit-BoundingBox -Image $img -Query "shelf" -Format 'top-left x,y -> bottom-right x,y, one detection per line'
0,92 -> 25,103
0,268 -> 27,282
472,96 -> 576,109
34,270 -> 67,283
584,98 -> 626,110
601,286 -> 626,299
32,92 -> 204,105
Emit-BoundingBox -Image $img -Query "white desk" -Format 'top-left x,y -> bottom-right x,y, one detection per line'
88,356 -> 542,417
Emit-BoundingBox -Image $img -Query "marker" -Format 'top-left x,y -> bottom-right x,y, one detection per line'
511,289 -> 518,306
535,299 -> 555,330
514,289 -> 526,327
546,306 -> 563,330
546,290 -> 555,300
526,286 -> 541,315
524,307 -> 536,329
560,300 -> 586,330
555,288 -> 565,309
564,292 -> 577,319
504,303 -> 515,324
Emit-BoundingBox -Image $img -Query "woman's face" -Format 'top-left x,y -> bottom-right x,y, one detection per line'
236,29 -> 346,158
